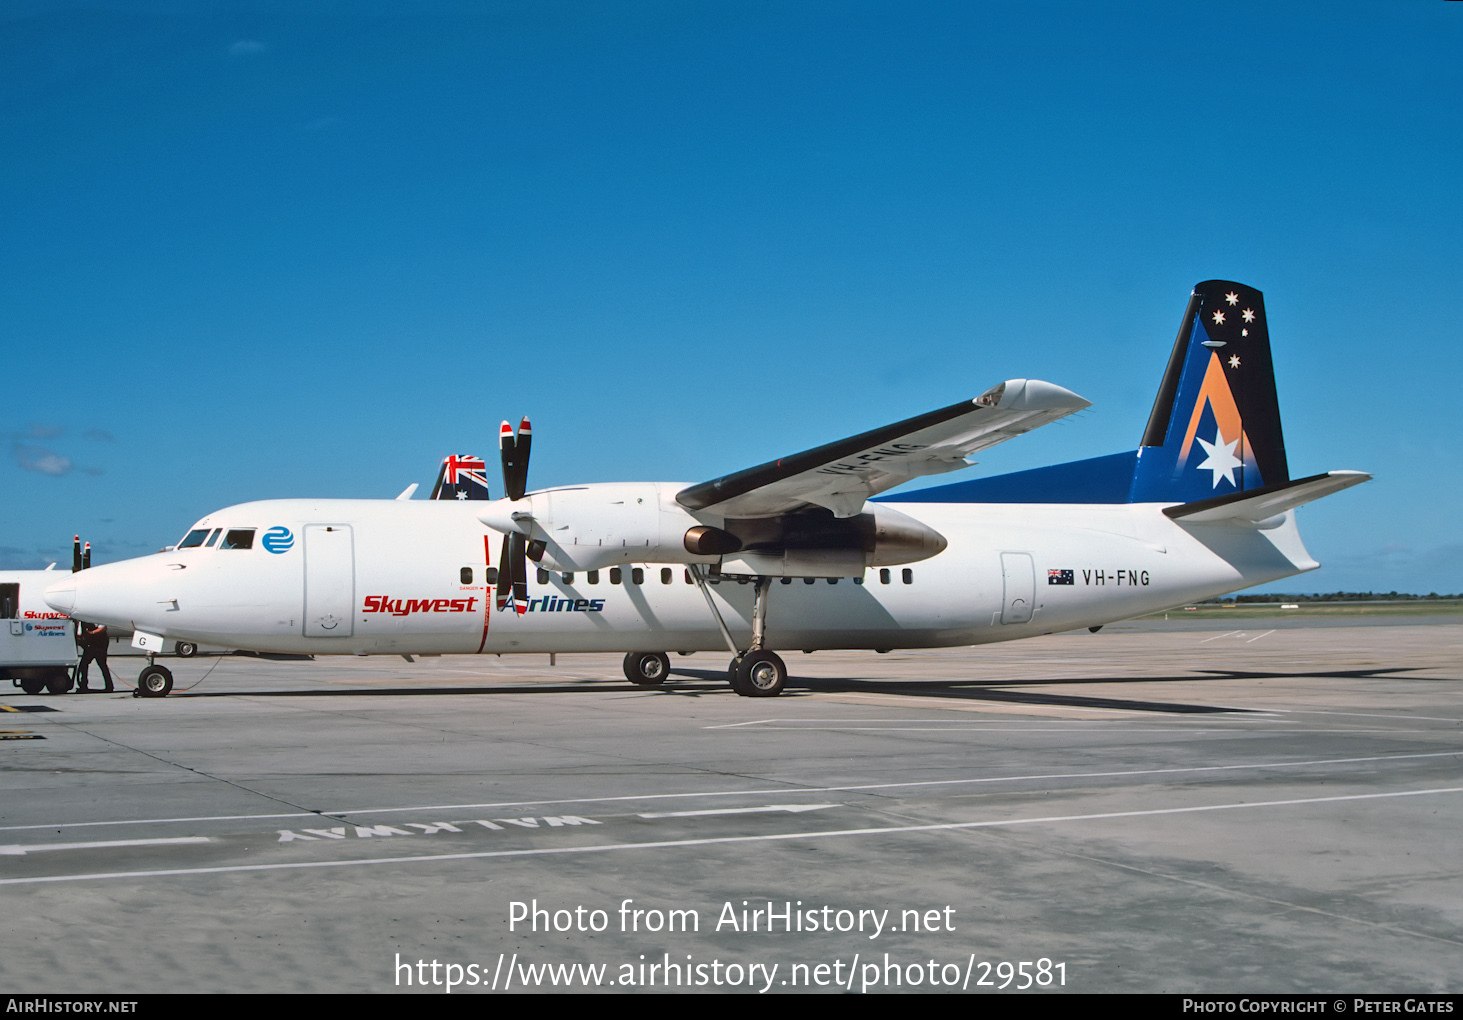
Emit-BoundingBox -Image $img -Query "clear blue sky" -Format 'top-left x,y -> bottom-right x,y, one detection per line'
4,1 -> 1460,594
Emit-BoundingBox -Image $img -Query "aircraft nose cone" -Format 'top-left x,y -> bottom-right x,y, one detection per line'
44,582 -> 77,614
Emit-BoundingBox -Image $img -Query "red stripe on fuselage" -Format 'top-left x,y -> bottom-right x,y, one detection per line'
477,534 -> 492,653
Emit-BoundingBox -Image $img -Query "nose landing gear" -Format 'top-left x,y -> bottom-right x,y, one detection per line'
623,651 -> 671,686
136,660 -> 174,698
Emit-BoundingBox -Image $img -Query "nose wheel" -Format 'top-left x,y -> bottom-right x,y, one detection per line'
137,663 -> 174,698
623,651 -> 671,686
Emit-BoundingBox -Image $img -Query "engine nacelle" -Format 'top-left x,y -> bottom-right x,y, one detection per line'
479,485 -> 946,576
716,503 -> 947,577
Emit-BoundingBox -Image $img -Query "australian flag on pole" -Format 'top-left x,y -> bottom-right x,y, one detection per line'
430,455 -> 492,501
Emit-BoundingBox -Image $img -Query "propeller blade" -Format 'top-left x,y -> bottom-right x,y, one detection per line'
82,542 -> 91,570
72,536 -> 82,573
500,418 -> 531,501
428,458 -> 449,500
496,534 -> 512,611
511,532 -> 529,615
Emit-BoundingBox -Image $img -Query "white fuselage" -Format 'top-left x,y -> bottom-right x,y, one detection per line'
42,492 -> 1318,657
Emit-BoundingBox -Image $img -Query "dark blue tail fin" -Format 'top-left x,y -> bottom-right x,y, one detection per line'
430,455 -> 493,501
1129,280 -> 1288,502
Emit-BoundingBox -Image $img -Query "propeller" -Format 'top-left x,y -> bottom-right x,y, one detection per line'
500,417 -> 531,500
496,418 -> 533,614
72,535 -> 82,573
83,541 -> 91,570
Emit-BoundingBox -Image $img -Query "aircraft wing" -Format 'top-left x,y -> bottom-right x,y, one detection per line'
676,379 -> 1090,518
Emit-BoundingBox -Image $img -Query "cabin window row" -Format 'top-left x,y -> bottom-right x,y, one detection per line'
465,567 -> 915,585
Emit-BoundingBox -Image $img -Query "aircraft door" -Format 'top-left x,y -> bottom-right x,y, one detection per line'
2,583 -> 20,635
1000,552 -> 1035,625
304,525 -> 354,638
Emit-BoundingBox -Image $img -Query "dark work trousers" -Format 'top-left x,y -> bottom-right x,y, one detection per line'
77,651 -> 113,692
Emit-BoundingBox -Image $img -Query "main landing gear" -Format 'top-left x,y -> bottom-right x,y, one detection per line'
688,568 -> 789,698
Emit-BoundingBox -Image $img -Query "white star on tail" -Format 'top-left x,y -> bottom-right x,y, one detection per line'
1195,429 -> 1243,488
1225,292 -> 1239,305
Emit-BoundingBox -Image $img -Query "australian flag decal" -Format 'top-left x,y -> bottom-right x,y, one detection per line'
1048,569 -> 1074,585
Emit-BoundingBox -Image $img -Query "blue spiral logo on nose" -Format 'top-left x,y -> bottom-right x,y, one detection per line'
262,526 -> 294,554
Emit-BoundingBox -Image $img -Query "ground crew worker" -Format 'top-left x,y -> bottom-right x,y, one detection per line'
76,621 -> 113,693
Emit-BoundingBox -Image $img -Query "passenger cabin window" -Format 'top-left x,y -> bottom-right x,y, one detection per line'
610,568 -> 622,584
484,567 -> 499,584
684,570 -> 693,584
562,572 -> 574,584
827,577 -> 838,584
780,577 -> 791,585
803,577 -> 815,585
902,568 -> 913,584
178,529 -> 210,549
587,571 -> 598,585
536,569 -> 549,584
880,568 -> 891,584
219,529 -> 255,550
461,567 -> 473,584
854,576 -> 864,585
661,567 -> 672,584
631,567 -> 644,585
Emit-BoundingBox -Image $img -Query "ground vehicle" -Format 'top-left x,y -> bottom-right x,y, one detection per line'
2,567 -> 78,694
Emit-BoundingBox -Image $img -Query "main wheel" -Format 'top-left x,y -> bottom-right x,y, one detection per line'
19,678 -> 46,696
736,650 -> 787,698
46,669 -> 74,695
726,656 -> 751,695
623,651 -> 671,686
137,664 -> 174,698
174,641 -> 198,658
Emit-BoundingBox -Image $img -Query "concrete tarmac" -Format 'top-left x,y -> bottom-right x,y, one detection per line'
1,621 -> 1459,994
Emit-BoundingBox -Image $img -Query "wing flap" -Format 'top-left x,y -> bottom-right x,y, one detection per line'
677,379 -> 1090,518
1163,470 -> 1370,524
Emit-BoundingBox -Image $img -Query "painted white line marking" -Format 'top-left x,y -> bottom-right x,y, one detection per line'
815,691 -> 1146,715
702,719 -> 779,729
0,836 -> 210,856
1199,631 -> 1242,643
1260,709 -> 1463,723
1246,630 -> 1277,643
4,788 -> 1458,887
637,804 -> 839,819
4,751 -> 1456,833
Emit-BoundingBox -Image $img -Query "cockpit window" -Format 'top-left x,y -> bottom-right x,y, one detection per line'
178,529 -> 210,549
219,529 -> 256,550
204,528 -> 220,547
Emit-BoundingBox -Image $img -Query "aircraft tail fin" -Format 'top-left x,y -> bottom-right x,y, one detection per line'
429,455 -> 493,501
1129,280 -> 1288,502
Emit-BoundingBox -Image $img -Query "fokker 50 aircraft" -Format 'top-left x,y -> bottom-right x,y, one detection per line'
45,281 -> 1367,698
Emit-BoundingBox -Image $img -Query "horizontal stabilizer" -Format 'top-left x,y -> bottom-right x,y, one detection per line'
1163,470 -> 1369,524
